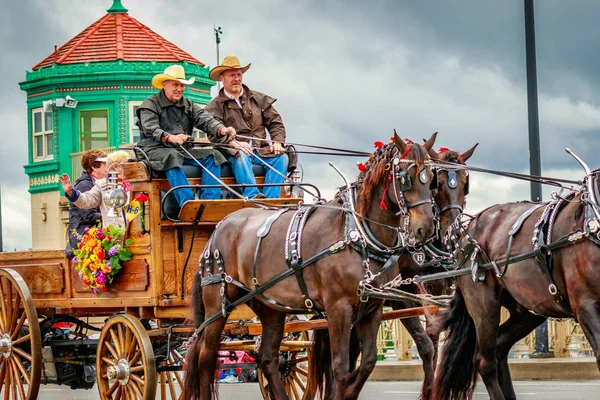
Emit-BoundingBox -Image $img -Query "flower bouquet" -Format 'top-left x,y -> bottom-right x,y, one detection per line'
72,224 -> 132,295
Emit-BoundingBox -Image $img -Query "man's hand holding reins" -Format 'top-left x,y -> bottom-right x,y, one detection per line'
219,126 -> 236,138
166,133 -> 190,145
271,142 -> 285,155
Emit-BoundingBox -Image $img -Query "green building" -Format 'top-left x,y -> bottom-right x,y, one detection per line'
20,0 -> 215,250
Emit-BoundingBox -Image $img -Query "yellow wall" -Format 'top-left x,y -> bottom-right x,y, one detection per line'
30,192 -> 68,250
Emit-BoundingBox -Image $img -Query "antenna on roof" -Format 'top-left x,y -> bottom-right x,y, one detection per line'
214,25 -> 223,90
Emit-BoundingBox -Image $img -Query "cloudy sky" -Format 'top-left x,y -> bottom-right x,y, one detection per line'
1,0 -> 600,251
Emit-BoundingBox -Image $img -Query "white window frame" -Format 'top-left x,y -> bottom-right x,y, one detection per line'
129,100 -> 143,144
32,107 -> 54,161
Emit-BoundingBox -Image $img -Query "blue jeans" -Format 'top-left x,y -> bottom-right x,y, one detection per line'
228,154 -> 260,198
165,156 -> 221,206
252,152 -> 289,198
228,152 -> 288,198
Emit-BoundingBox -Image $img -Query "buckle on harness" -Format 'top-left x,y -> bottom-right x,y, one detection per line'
224,275 -> 233,284
304,299 -> 314,309
549,284 -> 558,295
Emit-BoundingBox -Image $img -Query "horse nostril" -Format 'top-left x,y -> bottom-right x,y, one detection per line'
417,228 -> 423,239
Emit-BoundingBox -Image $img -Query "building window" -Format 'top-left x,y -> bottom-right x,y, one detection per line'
80,109 -> 109,151
129,101 -> 143,144
32,107 -> 54,161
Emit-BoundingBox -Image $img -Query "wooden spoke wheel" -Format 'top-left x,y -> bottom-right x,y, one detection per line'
96,314 -> 156,400
157,348 -> 186,400
258,331 -> 314,400
0,268 -> 42,400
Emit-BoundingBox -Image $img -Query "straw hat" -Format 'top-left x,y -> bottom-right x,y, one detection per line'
209,56 -> 251,81
152,65 -> 195,89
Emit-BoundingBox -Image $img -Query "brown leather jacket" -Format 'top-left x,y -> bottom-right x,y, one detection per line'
205,85 -> 286,158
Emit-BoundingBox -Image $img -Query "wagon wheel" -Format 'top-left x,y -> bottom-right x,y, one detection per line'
258,331 -> 314,400
157,347 -> 186,400
96,314 -> 157,400
0,268 -> 42,400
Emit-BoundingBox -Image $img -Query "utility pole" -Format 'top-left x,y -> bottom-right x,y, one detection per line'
214,25 -> 223,90
524,0 -> 551,357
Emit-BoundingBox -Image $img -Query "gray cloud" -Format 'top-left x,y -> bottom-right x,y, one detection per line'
1,0 -> 600,250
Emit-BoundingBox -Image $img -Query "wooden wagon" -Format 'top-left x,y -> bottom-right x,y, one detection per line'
0,159 -> 436,400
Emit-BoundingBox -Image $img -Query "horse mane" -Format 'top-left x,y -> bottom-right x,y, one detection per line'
438,149 -> 461,164
356,141 -> 428,216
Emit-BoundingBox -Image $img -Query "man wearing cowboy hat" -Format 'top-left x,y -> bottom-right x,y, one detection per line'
136,64 -> 237,206
205,56 -> 288,199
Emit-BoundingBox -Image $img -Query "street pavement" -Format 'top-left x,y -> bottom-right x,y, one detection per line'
26,380 -> 600,399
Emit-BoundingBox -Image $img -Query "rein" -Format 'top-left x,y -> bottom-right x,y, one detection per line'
233,134 -> 370,156
429,161 -> 581,188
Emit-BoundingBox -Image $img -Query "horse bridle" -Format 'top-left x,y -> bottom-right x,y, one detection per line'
390,157 -> 436,216
434,168 -> 470,214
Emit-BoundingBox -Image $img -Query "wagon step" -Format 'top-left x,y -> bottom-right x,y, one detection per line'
178,198 -> 302,223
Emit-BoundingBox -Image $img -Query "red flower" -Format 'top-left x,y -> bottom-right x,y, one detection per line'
390,136 -> 395,143
357,162 -> 367,172
438,147 -> 450,153
374,141 -> 384,149
135,192 -> 149,203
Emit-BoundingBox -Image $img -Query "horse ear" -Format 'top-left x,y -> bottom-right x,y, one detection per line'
459,143 -> 479,163
393,129 -> 407,154
423,132 -> 439,159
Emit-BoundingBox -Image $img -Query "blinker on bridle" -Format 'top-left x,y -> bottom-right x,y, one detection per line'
389,156 -> 434,216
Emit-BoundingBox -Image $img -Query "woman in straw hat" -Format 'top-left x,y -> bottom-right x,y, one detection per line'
136,65 -> 237,206
205,56 -> 289,199
60,150 -> 133,232
64,149 -> 107,257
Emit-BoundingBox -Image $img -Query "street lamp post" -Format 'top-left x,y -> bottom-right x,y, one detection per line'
524,0 -> 551,357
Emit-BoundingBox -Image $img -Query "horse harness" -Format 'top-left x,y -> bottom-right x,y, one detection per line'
437,173 -> 600,318
194,155 -> 435,335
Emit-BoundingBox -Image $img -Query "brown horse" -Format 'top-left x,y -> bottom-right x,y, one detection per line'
316,136 -> 478,400
433,159 -> 600,399
392,141 -> 477,399
181,133 -> 437,400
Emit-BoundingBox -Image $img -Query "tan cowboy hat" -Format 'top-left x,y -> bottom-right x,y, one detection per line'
209,55 -> 251,81
152,65 -> 195,89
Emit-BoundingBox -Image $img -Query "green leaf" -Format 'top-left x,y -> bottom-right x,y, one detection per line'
125,238 -> 133,247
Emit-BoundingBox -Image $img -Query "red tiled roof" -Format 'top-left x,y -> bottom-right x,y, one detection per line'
33,11 -> 204,70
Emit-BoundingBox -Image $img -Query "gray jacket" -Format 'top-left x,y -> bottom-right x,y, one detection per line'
136,90 -> 227,171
